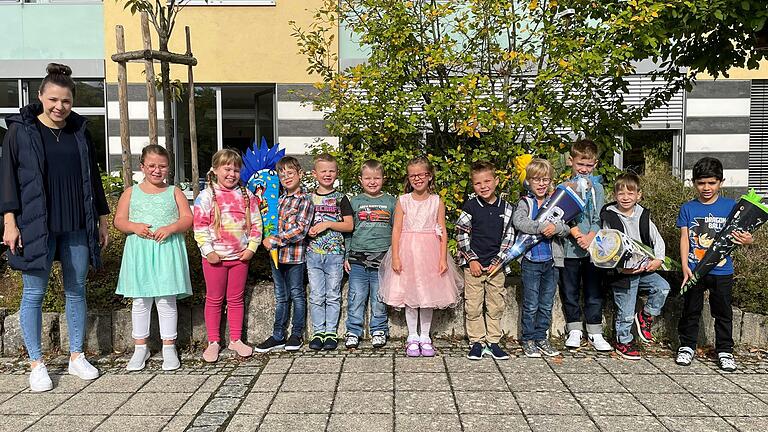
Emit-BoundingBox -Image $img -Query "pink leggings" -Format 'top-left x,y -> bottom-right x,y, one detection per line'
202,259 -> 248,342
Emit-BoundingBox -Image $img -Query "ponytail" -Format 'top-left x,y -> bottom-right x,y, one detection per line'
207,169 -> 222,238
239,183 -> 252,235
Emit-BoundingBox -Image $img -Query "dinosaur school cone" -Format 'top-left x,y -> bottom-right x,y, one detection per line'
489,181 -> 587,276
681,189 -> 768,294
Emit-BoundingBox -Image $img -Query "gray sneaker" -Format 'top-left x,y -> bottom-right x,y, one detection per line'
535,339 -> 561,357
371,331 -> 387,348
522,340 -> 541,358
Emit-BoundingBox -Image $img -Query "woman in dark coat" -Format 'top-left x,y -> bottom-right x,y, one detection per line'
0,63 -> 110,392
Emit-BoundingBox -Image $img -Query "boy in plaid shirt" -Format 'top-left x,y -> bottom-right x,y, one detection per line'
456,161 -> 516,361
256,156 -> 314,353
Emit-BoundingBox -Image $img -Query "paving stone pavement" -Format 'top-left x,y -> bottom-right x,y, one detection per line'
0,343 -> 766,432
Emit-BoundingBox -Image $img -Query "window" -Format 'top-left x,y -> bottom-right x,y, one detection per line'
0,81 -> 19,108
749,80 -> 768,194
183,0 -> 275,5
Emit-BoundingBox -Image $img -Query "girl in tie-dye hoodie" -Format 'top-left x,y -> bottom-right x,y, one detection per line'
193,149 -> 262,363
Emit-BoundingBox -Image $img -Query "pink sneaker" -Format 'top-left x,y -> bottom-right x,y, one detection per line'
203,342 -> 220,363
406,337 -> 421,357
228,340 -> 253,358
420,337 -> 436,357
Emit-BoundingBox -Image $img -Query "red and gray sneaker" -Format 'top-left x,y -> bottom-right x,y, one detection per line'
615,341 -> 641,360
634,310 -> 654,343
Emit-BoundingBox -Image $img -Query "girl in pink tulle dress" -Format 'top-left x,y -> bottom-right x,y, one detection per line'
378,156 -> 463,357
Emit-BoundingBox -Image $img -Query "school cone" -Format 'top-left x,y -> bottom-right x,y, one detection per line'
489,182 -> 588,276
681,189 -> 768,294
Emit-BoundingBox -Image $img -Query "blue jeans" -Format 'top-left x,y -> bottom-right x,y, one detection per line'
306,251 -> 344,334
613,272 -> 670,344
559,257 -> 605,334
521,258 -> 557,341
271,263 -> 307,341
345,263 -> 388,337
21,230 -> 89,360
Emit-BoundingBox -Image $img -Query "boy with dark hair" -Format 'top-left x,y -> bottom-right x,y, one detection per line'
456,161 -> 516,360
676,157 -> 752,371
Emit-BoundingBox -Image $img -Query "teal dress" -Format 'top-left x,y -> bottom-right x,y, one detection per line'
116,185 -> 192,298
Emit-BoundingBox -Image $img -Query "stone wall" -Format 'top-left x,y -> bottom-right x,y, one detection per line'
2,278 -> 768,356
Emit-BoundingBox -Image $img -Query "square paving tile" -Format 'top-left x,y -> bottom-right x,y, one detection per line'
449,372 -> 509,391
592,415 -> 667,432
327,414 -> 393,432
671,374 -> 748,394
559,373 -> 626,393
83,374 -> 153,393
343,357 -> 393,373
454,391 -> 520,414
140,374 -> 208,393
697,393 -> 768,416
395,413 -> 462,432
51,392 -> 132,415
224,414 -> 261,432
261,358 -> 294,374
504,372 -> 567,392
47,374 -> 93,393
724,374 -> 768,393
258,413 -> 328,432
648,357 -> 716,375
394,357 -> 445,373
162,415 -> 194,432
596,358 -> 661,374
198,375 -> 227,393
1,415 -> 40,432
497,358 -> 552,375
395,391 -> 456,414
115,392 -> 192,416
26,414 -> 106,432
338,373 -> 393,391
0,392 -> 71,415
395,372 -> 450,391
332,391 -> 393,414
634,393 -> 717,417
282,373 -> 338,391
460,414 -> 530,431
444,356 -> 500,373
204,397 -> 242,414
0,375 -> 29,393
574,392 -> 651,416
178,392 -> 211,416
291,357 -> 344,373
527,415 -> 598,432
268,391 -> 334,413
614,374 -> 686,393
658,416 -> 737,432
546,357 -> 607,374
95,415 -> 170,432
250,373 -> 284,392
515,392 -> 585,415
236,391 -> 274,415
724,417 -> 768,432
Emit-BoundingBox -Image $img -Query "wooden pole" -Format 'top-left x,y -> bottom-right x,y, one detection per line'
141,12 -> 158,147
116,25 -> 133,187
186,26 -> 200,199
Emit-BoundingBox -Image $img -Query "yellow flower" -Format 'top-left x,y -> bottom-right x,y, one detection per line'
514,154 -> 533,185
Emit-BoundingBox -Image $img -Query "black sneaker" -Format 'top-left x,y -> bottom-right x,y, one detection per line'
522,340 -> 541,358
344,332 -> 360,349
675,346 -> 694,366
371,331 -> 387,348
486,343 -> 510,360
308,333 -> 324,351
535,339 -> 561,357
285,334 -> 303,352
718,353 -> 737,372
467,342 -> 485,360
322,333 -> 338,351
254,336 -> 285,353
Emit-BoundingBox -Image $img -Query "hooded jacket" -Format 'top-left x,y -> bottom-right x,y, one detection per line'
0,103 -> 109,271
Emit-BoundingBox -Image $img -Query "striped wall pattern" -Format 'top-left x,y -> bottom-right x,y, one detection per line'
684,80 -> 751,189
276,84 -> 336,169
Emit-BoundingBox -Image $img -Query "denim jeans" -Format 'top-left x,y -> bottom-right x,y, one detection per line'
21,230 -> 89,360
271,263 -> 307,341
559,257 -> 605,334
345,263 -> 388,337
613,272 -> 670,344
521,258 -> 557,341
306,251 -> 344,334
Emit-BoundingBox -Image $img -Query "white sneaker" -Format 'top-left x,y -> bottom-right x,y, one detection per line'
588,333 -> 612,352
162,345 -> 181,371
565,329 -> 583,348
29,363 -> 53,392
68,353 -> 99,380
676,347 -> 694,366
126,345 -> 150,371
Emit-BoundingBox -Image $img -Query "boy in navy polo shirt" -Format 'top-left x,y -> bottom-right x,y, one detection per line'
676,157 -> 753,371
456,161 -> 516,360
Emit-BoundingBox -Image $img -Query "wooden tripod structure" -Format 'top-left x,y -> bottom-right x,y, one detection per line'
110,12 -> 202,198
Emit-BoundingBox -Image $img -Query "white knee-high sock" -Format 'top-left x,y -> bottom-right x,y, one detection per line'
405,307 -> 419,339
419,308 -> 434,340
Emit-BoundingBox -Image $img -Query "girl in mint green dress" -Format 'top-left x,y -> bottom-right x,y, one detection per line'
114,145 -> 193,371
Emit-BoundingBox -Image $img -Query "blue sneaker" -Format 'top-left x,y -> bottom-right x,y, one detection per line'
486,343 -> 510,360
309,333 -> 324,351
467,342 -> 485,360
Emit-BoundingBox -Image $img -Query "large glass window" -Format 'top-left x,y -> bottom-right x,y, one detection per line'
221,85 -> 275,154
176,86 -> 218,183
0,81 -> 19,108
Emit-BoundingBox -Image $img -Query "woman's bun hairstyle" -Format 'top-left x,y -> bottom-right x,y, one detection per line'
40,63 -> 76,95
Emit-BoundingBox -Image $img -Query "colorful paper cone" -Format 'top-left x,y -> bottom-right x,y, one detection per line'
589,228 -> 681,271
